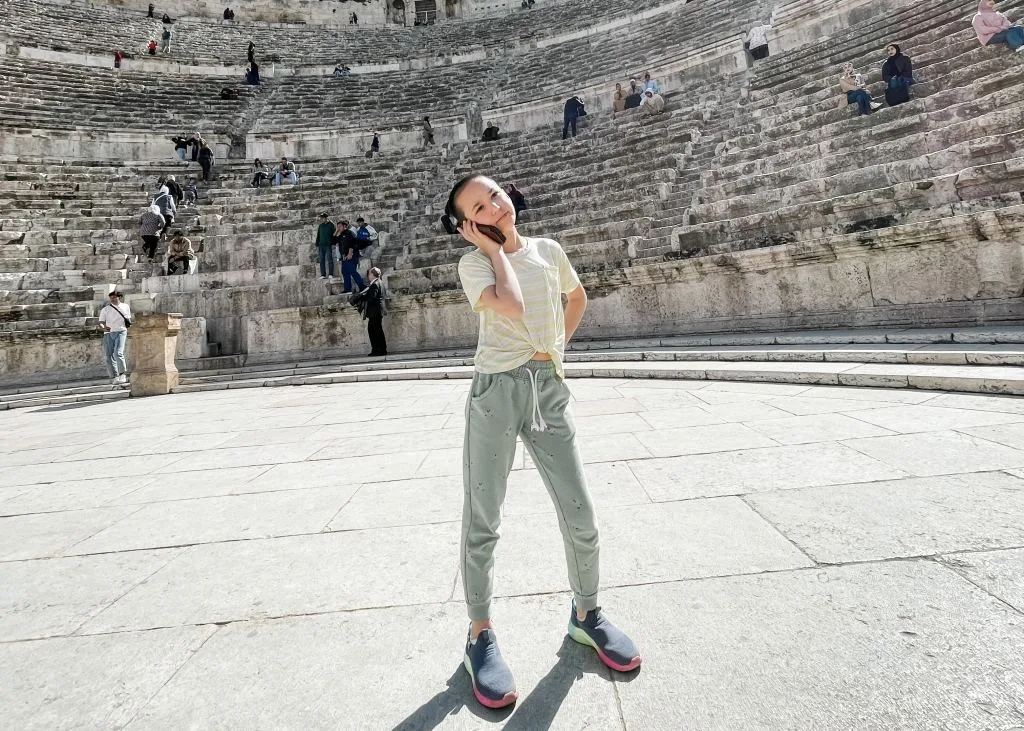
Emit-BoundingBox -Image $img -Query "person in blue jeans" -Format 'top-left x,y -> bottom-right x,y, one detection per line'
98,290 -> 131,385
314,213 -> 335,280
973,0 -> 1024,51
839,62 -> 881,115
334,219 -> 365,293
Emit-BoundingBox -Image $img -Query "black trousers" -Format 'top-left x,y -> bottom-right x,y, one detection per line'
368,316 -> 387,355
142,235 -> 160,259
200,160 -> 212,181
562,116 -> 577,139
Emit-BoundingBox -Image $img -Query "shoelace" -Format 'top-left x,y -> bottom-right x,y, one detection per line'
527,369 -> 548,432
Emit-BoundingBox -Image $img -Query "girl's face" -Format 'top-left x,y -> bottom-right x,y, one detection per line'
455,177 -> 517,234
887,45 -> 897,56
983,0 -> 996,10
842,63 -> 854,75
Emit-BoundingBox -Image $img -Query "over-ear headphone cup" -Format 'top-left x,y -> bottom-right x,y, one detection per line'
440,214 -> 459,235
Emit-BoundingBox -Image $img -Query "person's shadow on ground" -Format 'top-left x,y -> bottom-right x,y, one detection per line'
392,635 -> 636,730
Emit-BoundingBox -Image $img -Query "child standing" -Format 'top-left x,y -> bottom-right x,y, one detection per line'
446,175 -> 641,710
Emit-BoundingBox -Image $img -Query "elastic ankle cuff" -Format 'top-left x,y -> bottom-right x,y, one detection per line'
574,594 -> 599,613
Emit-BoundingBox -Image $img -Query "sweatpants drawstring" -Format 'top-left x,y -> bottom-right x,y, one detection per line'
527,368 -> 547,432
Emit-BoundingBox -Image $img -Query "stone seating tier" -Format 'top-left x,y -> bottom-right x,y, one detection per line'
1,0 -> 773,137
4,0 -> 679,68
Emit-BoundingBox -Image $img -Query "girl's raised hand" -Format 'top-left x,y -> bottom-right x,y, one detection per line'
459,220 -> 503,256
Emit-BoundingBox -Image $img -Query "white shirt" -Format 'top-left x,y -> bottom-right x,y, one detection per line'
99,301 -> 132,333
458,237 -> 581,379
747,24 -> 771,48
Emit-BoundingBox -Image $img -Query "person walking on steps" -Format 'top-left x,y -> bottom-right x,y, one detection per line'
562,94 -> 585,139
349,267 -> 387,356
443,174 -> 641,710
98,290 -> 132,385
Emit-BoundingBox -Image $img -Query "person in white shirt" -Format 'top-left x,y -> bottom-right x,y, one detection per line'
98,290 -> 132,384
445,174 -> 641,710
639,88 -> 665,115
746,23 -> 772,60
642,71 -> 660,93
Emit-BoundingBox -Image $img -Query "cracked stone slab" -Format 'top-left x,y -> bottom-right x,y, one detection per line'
747,471 -> 1024,563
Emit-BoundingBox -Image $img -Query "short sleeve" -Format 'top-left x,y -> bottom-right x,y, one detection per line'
458,253 -> 495,313
550,241 -> 582,294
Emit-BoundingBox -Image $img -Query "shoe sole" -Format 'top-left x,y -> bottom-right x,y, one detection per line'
462,655 -> 518,709
567,623 -> 642,672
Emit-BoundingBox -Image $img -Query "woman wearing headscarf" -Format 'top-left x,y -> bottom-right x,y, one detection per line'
838,62 -> 881,115
973,0 -> 1024,51
881,44 -> 913,106
139,203 -> 165,261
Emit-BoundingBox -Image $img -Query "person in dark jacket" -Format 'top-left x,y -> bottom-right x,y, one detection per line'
198,142 -> 214,181
562,95 -> 585,139
247,41 -> 256,64
881,44 -> 914,106
351,267 -> 387,356
315,213 -> 335,280
334,220 -> 365,293
507,183 -> 527,217
163,175 -> 184,206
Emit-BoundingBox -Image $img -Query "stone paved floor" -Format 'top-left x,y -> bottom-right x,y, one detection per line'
3,378 -> 1024,730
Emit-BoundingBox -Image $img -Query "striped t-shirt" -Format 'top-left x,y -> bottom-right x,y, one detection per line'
458,237 -> 581,378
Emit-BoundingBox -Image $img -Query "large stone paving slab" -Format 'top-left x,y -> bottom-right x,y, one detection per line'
0,625 -> 217,731
747,471 -> 1024,563
119,598 -> 621,731
5,378 -> 1024,728
608,561 -> 1024,730
941,548 -> 1024,613
79,523 -> 460,633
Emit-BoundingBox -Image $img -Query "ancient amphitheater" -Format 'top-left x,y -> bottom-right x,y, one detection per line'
4,0 -> 1024,728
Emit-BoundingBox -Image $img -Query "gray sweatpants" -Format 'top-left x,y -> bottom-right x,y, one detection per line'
461,360 -> 600,621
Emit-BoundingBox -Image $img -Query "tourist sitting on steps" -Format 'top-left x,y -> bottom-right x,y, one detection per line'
332,65 -> 352,77
184,181 -> 199,207
161,12 -> 174,24
147,39 -> 157,56
220,87 -> 240,100
973,0 -> 1024,51
273,157 -> 298,185
839,63 -> 882,115
642,71 -> 660,93
444,174 -> 640,710
98,289 -> 132,385
349,267 -> 387,356
250,158 -> 268,187
612,83 -> 626,113
166,231 -> 195,275
481,122 -> 500,142
562,94 -> 586,139
314,213 -> 335,280
139,203 -> 164,261
639,88 -> 666,116
624,79 -> 642,109
881,44 -> 914,106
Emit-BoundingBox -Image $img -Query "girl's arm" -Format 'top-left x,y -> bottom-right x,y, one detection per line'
478,249 -> 526,320
564,284 -> 588,343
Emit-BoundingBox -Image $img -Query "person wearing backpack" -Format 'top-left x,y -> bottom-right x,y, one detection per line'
349,267 -> 388,356
354,216 -> 379,275
98,289 -> 132,385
